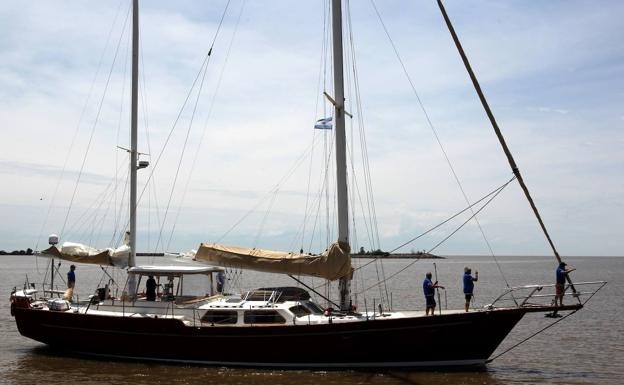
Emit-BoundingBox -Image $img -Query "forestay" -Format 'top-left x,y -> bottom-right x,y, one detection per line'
195,241 -> 352,281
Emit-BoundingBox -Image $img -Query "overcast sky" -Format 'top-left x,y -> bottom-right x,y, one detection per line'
1,0 -> 622,257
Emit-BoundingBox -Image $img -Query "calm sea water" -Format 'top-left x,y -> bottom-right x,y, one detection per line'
1,254 -> 622,385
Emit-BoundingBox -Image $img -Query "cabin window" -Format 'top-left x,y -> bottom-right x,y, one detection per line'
226,298 -> 242,303
303,301 -> 324,314
243,310 -> 286,324
289,305 -> 311,317
201,310 -> 238,324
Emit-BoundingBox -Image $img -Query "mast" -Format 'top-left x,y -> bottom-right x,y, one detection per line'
127,0 -> 139,299
331,0 -> 351,311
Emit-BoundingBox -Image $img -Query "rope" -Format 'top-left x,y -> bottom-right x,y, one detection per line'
392,176 -> 515,254
487,309 -> 579,363
355,176 -> 513,295
352,177 -> 513,274
487,282 -> 606,362
370,0 -> 510,287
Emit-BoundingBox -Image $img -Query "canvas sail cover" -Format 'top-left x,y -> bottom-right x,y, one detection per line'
40,242 -> 130,268
195,241 -> 352,281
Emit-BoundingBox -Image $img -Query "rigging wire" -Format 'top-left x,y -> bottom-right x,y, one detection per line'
369,0 -> 511,287
60,4 -> 132,239
154,49 -> 212,252
298,0 -> 330,254
138,21 -> 164,256
34,0 -> 129,253
354,176 -> 515,274
346,0 -> 389,306
113,0 -> 233,249
166,0 -> 247,252
487,285 -> 605,363
113,24 -> 131,248
357,176 -> 514,295
216,133 -> 324,244
436,0 -> 569,289
154,0 -> 232,253
64,162 -> 129,242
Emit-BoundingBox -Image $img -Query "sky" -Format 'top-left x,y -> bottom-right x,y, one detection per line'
0,0 -> 622,257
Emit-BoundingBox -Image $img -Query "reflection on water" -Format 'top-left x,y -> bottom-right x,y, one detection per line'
1,255 -> 622,384
5,347 -> 509,385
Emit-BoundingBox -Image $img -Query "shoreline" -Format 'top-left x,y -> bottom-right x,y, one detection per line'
351,253 -> 444,259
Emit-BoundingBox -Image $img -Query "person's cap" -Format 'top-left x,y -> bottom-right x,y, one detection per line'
426,272 -> 432,277
559,261 -> 567,267
70,264 -> 76,269
464,266 -> 470,273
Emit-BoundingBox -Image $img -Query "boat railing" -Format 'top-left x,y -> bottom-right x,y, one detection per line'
16,280 -> 68,300
489,281 -> 607,309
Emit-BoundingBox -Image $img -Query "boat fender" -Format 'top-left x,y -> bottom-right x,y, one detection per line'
10,293 -> 16,317
47,299 -> 71,311
324,307 -> 334,323
10,287 -> 16,316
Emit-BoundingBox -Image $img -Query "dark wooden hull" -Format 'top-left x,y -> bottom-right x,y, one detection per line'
13,306 -> 527,368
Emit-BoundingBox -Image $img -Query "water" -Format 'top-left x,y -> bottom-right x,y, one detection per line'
1,254 -> 622,384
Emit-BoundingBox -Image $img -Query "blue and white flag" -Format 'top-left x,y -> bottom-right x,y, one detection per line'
314,117 -> 333,130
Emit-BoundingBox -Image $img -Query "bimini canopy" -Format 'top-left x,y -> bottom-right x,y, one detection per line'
194,241 -> 352,281
128,265 -> 224,277
40,242 -> 129,268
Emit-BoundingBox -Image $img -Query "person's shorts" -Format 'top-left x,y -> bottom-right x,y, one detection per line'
425,296 -> 436,308
465,293 -> 473,301
556,283 -> 565,296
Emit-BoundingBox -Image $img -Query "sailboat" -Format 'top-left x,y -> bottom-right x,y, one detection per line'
10,0 -> 605,368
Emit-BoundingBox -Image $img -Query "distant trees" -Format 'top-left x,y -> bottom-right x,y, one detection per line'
0,248 -> 33,255
356,247 -> 389,256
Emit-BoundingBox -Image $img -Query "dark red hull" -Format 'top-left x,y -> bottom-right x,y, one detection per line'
13,307 -> 526,367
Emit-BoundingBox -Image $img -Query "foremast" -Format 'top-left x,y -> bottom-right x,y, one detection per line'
127,0 -> 139,298
331,0 -> 351,311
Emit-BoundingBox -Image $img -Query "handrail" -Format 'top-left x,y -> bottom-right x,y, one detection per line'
490,281 -> 607,309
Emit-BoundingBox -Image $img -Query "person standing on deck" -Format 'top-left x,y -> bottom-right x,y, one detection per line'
463,267 -> 478,312
216,270 -> 225,294
67,265 -> 76,288
555,262 -> 575,306
423,272 -> 444,315
146,275 -> 157,301
63,265 -> 76,301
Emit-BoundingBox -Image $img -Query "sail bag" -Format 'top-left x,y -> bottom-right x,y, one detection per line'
40,242 -> 129,268
195,241 -> 352,281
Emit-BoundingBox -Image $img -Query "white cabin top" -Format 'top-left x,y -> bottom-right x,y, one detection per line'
128,265 -> 224,277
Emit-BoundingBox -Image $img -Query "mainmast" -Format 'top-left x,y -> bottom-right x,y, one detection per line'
127,0 -> 139,298
331,0 -> 351,311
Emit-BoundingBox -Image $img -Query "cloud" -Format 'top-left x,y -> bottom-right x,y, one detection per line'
531,107 -> 569,115
0,1 -> 622,255
0,160 -> 112,186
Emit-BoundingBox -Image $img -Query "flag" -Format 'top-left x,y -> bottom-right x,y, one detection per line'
314,117 -> 333,129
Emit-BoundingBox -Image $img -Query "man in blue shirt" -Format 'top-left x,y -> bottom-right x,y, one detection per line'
463,267 -> 478,312
423,272 -> 444,315
555,262 -> 575,306
67,265 -> 76,289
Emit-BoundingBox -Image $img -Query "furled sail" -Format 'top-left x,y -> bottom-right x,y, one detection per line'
40,242 -> 130,268
195,241 -> 352,281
